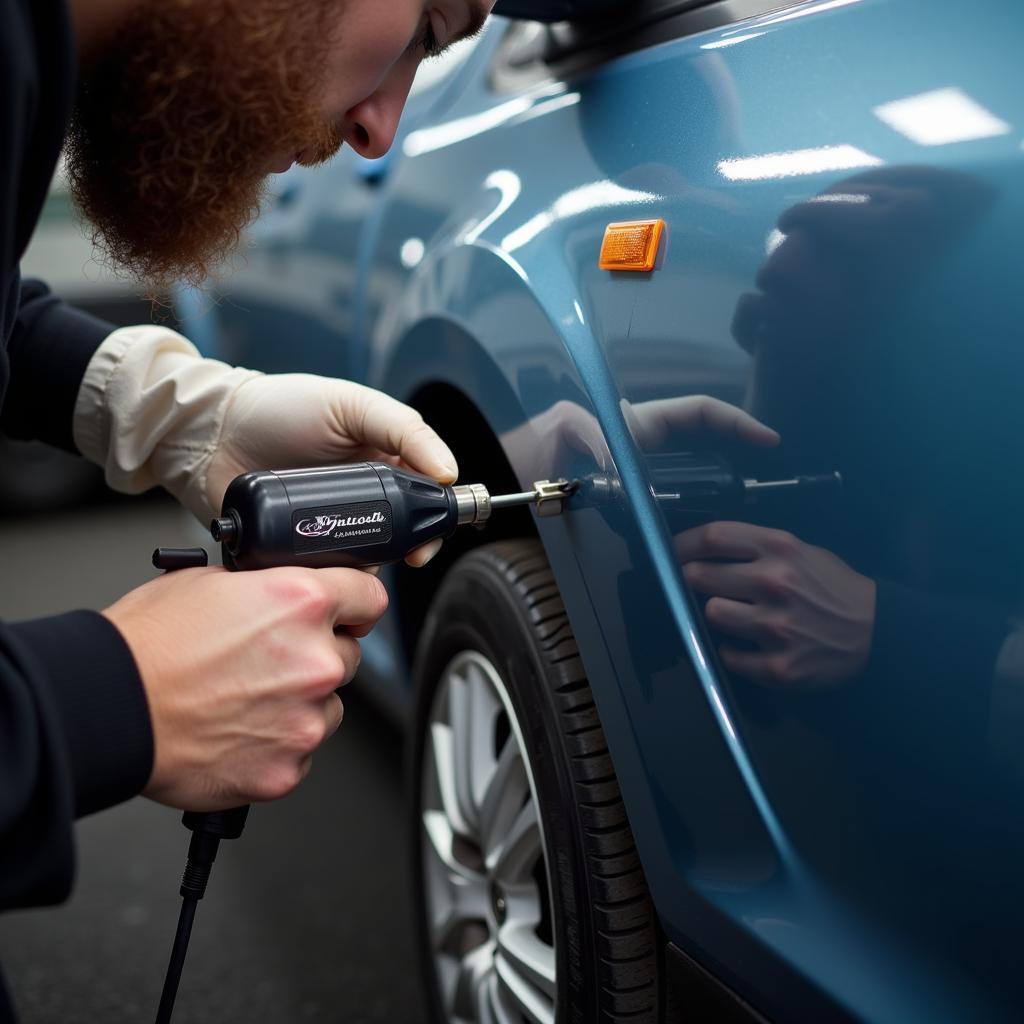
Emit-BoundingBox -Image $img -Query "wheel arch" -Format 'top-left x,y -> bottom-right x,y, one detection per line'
372,282 -> 802,1024
390,375 -> 540,664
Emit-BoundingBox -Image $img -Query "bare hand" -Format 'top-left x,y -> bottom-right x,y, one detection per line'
627,394 -> 780,450
676,521 -> 876,687
103,565 -> 388,810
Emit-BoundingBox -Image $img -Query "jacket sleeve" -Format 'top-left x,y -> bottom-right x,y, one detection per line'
0,611 -> 153,911
0,277 -> 115,452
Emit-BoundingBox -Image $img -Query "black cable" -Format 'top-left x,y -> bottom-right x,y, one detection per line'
153,808 -> 249,1024
155,895 -> 199,1024
149,553 -> 251,1024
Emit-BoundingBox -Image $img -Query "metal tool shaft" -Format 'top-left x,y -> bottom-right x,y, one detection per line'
454,478 -> 575,525
489,489 -> 540,509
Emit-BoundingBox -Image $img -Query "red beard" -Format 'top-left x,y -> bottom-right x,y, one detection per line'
65,0 -> 345,288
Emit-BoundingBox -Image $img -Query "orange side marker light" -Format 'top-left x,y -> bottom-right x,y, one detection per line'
599,219 -> 665,272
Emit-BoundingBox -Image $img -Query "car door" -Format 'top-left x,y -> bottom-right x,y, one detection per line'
485,0 -> 1024,1019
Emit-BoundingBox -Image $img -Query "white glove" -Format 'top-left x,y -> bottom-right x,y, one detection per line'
74,325 -> 458,565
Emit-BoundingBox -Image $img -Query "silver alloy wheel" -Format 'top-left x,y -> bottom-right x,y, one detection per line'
421,650 -> 557,1024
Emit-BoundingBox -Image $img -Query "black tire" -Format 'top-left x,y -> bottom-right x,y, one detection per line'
410,539 -> 662,1023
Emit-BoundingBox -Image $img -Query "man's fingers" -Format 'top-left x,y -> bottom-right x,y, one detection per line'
405,538 -> 444,568
720,643 -> 809,685
718,645 -> 778,683
688,396 -> 780,447
674,521 -> 766,563
633,395 -> 780,449
323,693 -> 344,739
297,754 -> 314,785
333,632 -> 362,685
683,562 -> 762,601
704,596 -> 768,641
351,385 -> 458,484
312,567 -> 389,628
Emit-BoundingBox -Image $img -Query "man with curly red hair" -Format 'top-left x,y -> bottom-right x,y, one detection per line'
0,0 -> 492,1015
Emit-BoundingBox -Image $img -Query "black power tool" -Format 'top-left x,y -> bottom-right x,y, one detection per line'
152,463 -> 575,1023
210,462 -> 574,570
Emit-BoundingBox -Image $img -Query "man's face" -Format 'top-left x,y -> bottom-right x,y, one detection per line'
66,0 -> 493,287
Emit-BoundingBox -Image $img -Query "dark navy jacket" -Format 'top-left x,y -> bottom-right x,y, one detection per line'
0,1 -> 153,1016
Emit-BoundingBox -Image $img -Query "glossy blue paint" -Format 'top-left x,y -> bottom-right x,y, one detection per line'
179,2 -> 1024,1019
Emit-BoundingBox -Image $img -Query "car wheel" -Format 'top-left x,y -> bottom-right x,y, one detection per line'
411,539 -> 662,1023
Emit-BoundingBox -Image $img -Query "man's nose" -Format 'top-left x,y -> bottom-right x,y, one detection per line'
344,69 -> 417,159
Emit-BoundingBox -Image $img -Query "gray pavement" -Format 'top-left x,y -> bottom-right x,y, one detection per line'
0,494 -> 427,1024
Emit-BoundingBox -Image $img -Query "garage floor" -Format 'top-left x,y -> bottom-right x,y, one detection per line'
0,493 -> 428,1024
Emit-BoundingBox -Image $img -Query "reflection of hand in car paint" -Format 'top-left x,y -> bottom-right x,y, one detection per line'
676,520 -> 876,688
690,167 -> 996,689
624,394 -> 780,451
502,394 -> 780,482
555,391 -> 871,690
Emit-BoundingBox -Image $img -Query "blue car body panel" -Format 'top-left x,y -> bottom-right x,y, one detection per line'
179,2 -> 1024,1019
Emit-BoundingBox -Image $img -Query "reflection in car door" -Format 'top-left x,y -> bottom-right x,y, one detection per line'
564,1 -> 1024,1019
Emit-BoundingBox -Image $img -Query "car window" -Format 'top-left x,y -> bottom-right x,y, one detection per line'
492,0 -> 789,88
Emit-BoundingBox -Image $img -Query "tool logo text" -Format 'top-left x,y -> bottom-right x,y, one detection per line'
295,511 -> 387,538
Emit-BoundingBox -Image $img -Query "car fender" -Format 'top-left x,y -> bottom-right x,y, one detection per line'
368,236 -> 833,1015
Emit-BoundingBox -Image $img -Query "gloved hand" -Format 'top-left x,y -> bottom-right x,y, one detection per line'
199,373 -> 458,567
74,326 -> 458,566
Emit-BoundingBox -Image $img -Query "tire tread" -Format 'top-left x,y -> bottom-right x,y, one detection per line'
476,540 -> 661,1024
